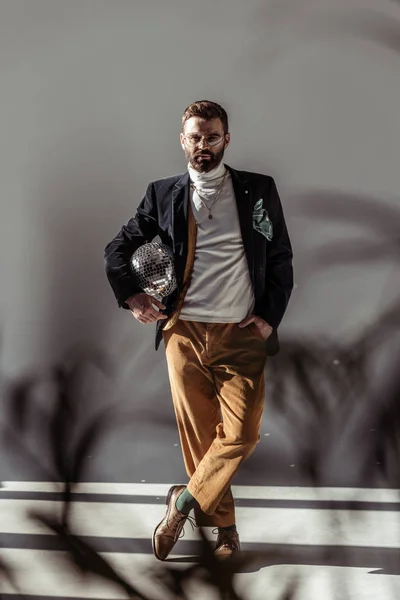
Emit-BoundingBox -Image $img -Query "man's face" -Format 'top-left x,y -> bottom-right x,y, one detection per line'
180,117 -> 230,173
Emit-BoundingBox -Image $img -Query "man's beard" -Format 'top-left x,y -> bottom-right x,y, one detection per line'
186,143 -> 226,173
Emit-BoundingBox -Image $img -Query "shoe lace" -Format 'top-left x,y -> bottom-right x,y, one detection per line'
178,514 -> 197,539
212,528 -> 240,551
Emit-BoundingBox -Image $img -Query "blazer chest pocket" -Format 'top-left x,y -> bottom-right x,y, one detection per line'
253,198 -> 273,241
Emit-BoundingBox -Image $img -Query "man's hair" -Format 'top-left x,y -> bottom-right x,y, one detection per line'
181,100 -> 229,134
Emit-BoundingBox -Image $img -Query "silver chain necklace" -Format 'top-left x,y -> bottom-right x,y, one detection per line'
190,170 -> 227,219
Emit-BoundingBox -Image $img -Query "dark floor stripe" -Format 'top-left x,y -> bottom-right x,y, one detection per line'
0,597 -> 114,600
1,491 -> 400,511
0,535 -> 400,574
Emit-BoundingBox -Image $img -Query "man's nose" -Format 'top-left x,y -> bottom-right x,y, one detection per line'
198,137 -> 211,149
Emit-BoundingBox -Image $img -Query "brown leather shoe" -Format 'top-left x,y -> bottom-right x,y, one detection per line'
152,485 -> 196,561
213,528 -> 241,560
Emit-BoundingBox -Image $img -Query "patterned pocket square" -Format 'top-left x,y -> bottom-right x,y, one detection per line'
253,198 -> 273,241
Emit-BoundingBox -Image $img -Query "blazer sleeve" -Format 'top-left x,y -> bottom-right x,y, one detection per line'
261,178 -> 294,329
104,182 -> 158,309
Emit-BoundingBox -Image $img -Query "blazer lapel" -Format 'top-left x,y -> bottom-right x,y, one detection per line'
225,163 -> 254,283
171,171 -> 190,287
171,171 -> 190,252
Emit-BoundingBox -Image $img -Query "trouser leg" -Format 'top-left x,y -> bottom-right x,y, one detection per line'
186,322 -> 267,515
162,320 -> 236,527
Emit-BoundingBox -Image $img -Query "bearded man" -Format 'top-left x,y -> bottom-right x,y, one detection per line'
104,100 -> 293,561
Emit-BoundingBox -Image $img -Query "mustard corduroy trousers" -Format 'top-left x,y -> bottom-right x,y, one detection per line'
162,318 -> 268,527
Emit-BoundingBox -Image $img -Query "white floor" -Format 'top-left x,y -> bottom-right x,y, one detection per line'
1,482 -> 400,599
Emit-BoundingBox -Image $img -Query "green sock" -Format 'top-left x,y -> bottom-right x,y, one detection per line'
175,488 -> 199,515
218,524 -> 237,533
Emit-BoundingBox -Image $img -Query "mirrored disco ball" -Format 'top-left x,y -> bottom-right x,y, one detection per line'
130,242 -> 177,301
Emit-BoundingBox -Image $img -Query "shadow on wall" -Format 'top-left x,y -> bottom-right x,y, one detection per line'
240,3 -> 400,69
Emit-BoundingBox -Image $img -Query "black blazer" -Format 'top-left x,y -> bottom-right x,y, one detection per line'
104,163 -> 293,355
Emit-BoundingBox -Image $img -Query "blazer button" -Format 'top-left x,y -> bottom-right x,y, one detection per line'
245,190 -> 249,194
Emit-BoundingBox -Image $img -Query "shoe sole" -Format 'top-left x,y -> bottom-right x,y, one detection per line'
152,484 -> 185,561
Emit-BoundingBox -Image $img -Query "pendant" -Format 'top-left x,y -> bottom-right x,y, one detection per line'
208,214 -> 213,220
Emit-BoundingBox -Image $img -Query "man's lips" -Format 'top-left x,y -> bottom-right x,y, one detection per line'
197,154 -> 211,158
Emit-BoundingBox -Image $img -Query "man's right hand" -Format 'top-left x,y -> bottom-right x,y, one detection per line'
125,293 -> 168,324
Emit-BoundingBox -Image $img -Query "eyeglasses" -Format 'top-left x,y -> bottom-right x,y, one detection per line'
183,133 -> 225,148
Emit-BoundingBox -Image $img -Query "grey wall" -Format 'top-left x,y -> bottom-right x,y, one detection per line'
1,0 -> 400,482
1,0 -> 400,374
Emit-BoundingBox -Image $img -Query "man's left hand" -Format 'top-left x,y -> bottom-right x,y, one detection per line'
238,315 -> 273,340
